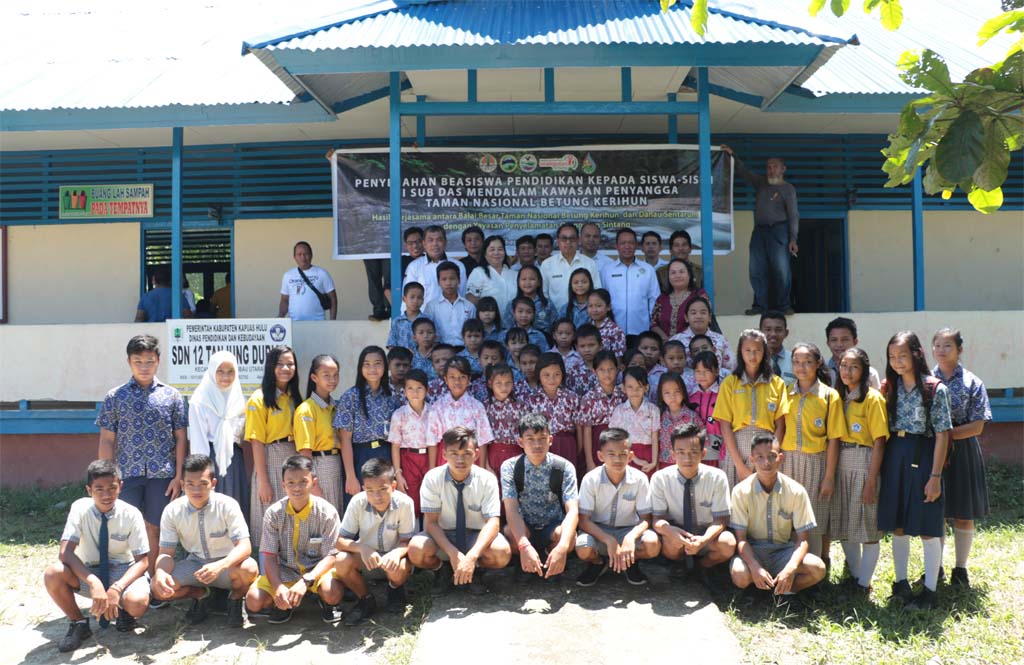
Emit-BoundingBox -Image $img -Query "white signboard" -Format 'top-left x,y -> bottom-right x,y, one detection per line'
166,318 -> 291,396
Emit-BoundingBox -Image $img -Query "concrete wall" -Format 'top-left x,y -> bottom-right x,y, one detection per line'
7,222 -> 140,324
1,312 -> 1019,406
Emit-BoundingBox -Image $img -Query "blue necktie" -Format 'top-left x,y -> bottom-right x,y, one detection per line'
683,478 -> 696,570
454,481 -> 467,553
98,512 -> 111,628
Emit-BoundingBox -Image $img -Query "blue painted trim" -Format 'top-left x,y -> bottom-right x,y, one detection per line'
683,74 -> 763,108
702,3 -> 851,45
990,395 -> 1024,423
467,70 -> 478,103
697,67 -> 715,306
0,408 -> 101,435
0,102 -> 336,132
171,127 -> 184,320
271,43 -> 828,75
765,91 -> 917,114
912,169 -> 925,311
416,95 -> 426,145
395,100 -> 700,116
621,67 -> 632,103
666,93 -> 678,144
544,68 -> 555,103
389,72 -> 403,322
332,78 -> 413,113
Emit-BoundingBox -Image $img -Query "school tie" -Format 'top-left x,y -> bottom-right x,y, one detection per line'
454,480 -> 467,553
683,478 -> 696,570
98,512 -> 111,628
771,355 -> 781,377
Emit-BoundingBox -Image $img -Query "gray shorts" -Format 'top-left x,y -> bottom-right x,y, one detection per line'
171,555 -> 234,590
575,525 -> 649,557
740,542 -> 797,577
432,529 -> 481,562
663,522 -> 713,557
75,563 -> 150,599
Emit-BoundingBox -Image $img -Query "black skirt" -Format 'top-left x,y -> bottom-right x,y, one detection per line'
943,436 -> 989,520
877,433 -> 945,538
213,444 -> 251,524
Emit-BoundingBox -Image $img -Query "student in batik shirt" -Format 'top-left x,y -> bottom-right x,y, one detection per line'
656,372 -> 698,470
586,289 -> 626,360
566,324 -> 603,397
525,353 -> 584,476
427,356 -> 495,469
484,364 -> 529,473
581,350 -> 626,472
388,370 -> 434,515
609,367 -> 661,477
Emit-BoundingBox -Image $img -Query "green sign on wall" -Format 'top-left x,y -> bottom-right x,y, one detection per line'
59,184 -> 154,219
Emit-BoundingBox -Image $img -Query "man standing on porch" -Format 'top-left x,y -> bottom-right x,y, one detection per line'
720,145 -> 799,316
541,223 -> 602,313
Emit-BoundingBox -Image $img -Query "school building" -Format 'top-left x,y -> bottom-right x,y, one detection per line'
1,1 -> 1021,488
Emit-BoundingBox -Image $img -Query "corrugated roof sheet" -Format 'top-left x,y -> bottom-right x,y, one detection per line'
254,0 -> 851,52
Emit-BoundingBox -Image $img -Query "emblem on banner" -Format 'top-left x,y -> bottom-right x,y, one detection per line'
500,155 -> 518,173
478,154 -> 497,173
519,154 -> 537,173
270,324 -> 287,342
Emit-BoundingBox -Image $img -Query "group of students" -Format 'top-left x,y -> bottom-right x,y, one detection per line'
44,292 -> 992,653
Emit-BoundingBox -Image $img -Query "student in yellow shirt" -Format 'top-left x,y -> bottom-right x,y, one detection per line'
830,348 -> 888,596
781,342 -> 848,560
246,345 -> 303,550
294,355 -> 342,513
713,330 -> 789,489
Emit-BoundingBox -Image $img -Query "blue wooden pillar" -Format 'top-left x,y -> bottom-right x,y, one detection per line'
697,68 -> 714,305
416,95 -> 426,145
912,168 -> 925,310
389,72 -> 403,320
666,93 -> 678,144
171,126 -> 183,319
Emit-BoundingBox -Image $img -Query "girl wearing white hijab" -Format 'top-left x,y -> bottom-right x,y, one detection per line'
189,351 -> 249,511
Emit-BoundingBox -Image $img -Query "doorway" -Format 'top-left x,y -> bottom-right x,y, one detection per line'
792,217 -> 847,313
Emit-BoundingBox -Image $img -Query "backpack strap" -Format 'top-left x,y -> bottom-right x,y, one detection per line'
514,454 -> 566,500
513,455 -> 526,496
550,458 -> 566,499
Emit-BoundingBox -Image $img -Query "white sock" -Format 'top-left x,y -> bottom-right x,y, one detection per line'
923,538 -> 942,591
892,535 -> 910,581
954,528 -> 974,568
859,543 -> 880,587
841,542 -> 862,577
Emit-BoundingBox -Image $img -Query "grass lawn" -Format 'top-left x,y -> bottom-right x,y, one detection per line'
2,462 -> 1021,664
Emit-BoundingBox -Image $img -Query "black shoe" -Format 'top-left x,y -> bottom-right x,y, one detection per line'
115,611 -> 137,633
385,584 -> 407,614
890,579 -> 914,604
344,595 -> 378,626
226,597 -> 244,627
950,566 -> 970,589
916,566 -> 945,588
431,565 -> 454,597
744,307 -> 763,316
208,587 -> 229,614
185,591 -> 212,625
466,573 -> 489,596
908,586 -> 937,611
267,607 -> 293,624
575,561 -> 608,587
624,563 -> 648,586
343,587 -> 358,602
852,583 -> 873,600
148,598 -> 168,610
58,620 -> 92,653
318,598 -> 341,624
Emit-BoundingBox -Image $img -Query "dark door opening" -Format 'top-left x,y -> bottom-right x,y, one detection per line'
792,218 -> 846,313
143,228 -> 231,318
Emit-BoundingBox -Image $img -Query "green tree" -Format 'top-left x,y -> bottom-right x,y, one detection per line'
663,0 -> 1024,213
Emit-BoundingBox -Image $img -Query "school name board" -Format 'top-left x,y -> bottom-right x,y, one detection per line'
166,318 -> 291,396
331,144 -> 734,260
58,184 -> 154,219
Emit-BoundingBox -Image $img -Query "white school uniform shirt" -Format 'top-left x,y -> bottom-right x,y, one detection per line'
403,255 -> 468,306
339,491 -> 417,553
420,465 -> 501,531
465,265 -> 518,312
650,464 -> 731,528
600,257 -> 661,336
424,295 -> 476,346
61,498 -> 149,566
578,465 -> 653,527
159,492 -> 250,560
280,265 -> 335,320
540,251 -> 602,312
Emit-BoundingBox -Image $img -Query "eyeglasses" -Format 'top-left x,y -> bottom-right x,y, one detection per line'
558,235 -> 578,241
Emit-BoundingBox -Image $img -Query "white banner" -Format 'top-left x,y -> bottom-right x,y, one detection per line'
166,318 -> 291,396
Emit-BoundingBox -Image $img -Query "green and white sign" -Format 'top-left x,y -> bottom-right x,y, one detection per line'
59,184 -> 154,219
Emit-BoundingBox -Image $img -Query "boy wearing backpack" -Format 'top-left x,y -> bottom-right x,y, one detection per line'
500,413 -> 579,580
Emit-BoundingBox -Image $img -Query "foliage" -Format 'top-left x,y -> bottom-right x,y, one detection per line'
662,0 -> 1024,213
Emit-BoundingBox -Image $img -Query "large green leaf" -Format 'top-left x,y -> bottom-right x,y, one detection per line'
809,0 -> 827,17
992,51 -> 1024,93
973,121 -> 1014,190
898,104 -> 924,137
921,164 -> 954,196
863,0 -> 882,11
990,115 -> 1024,151
977,10 -> 1024,46
879,0 -> 903,30
967,186 -> 1004,214
899,50 -> 954,95
933,110 -> 985,182
831,0 -> 850,17
689,0 -> 708,36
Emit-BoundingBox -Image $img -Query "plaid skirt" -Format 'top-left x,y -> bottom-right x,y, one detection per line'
250,439 -> 296,551
944,436 -> 990,520
312,453 -> 344,514
829,444 -> 881,544
782,449 -> 827,537
722,425 -> 770,489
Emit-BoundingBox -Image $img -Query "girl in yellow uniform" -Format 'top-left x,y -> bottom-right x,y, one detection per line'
782,342 -> 848,559
829,347 -> 888,596
713,329 -> 789,488
294,354 -> 342,512
246,345 -> 303,549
